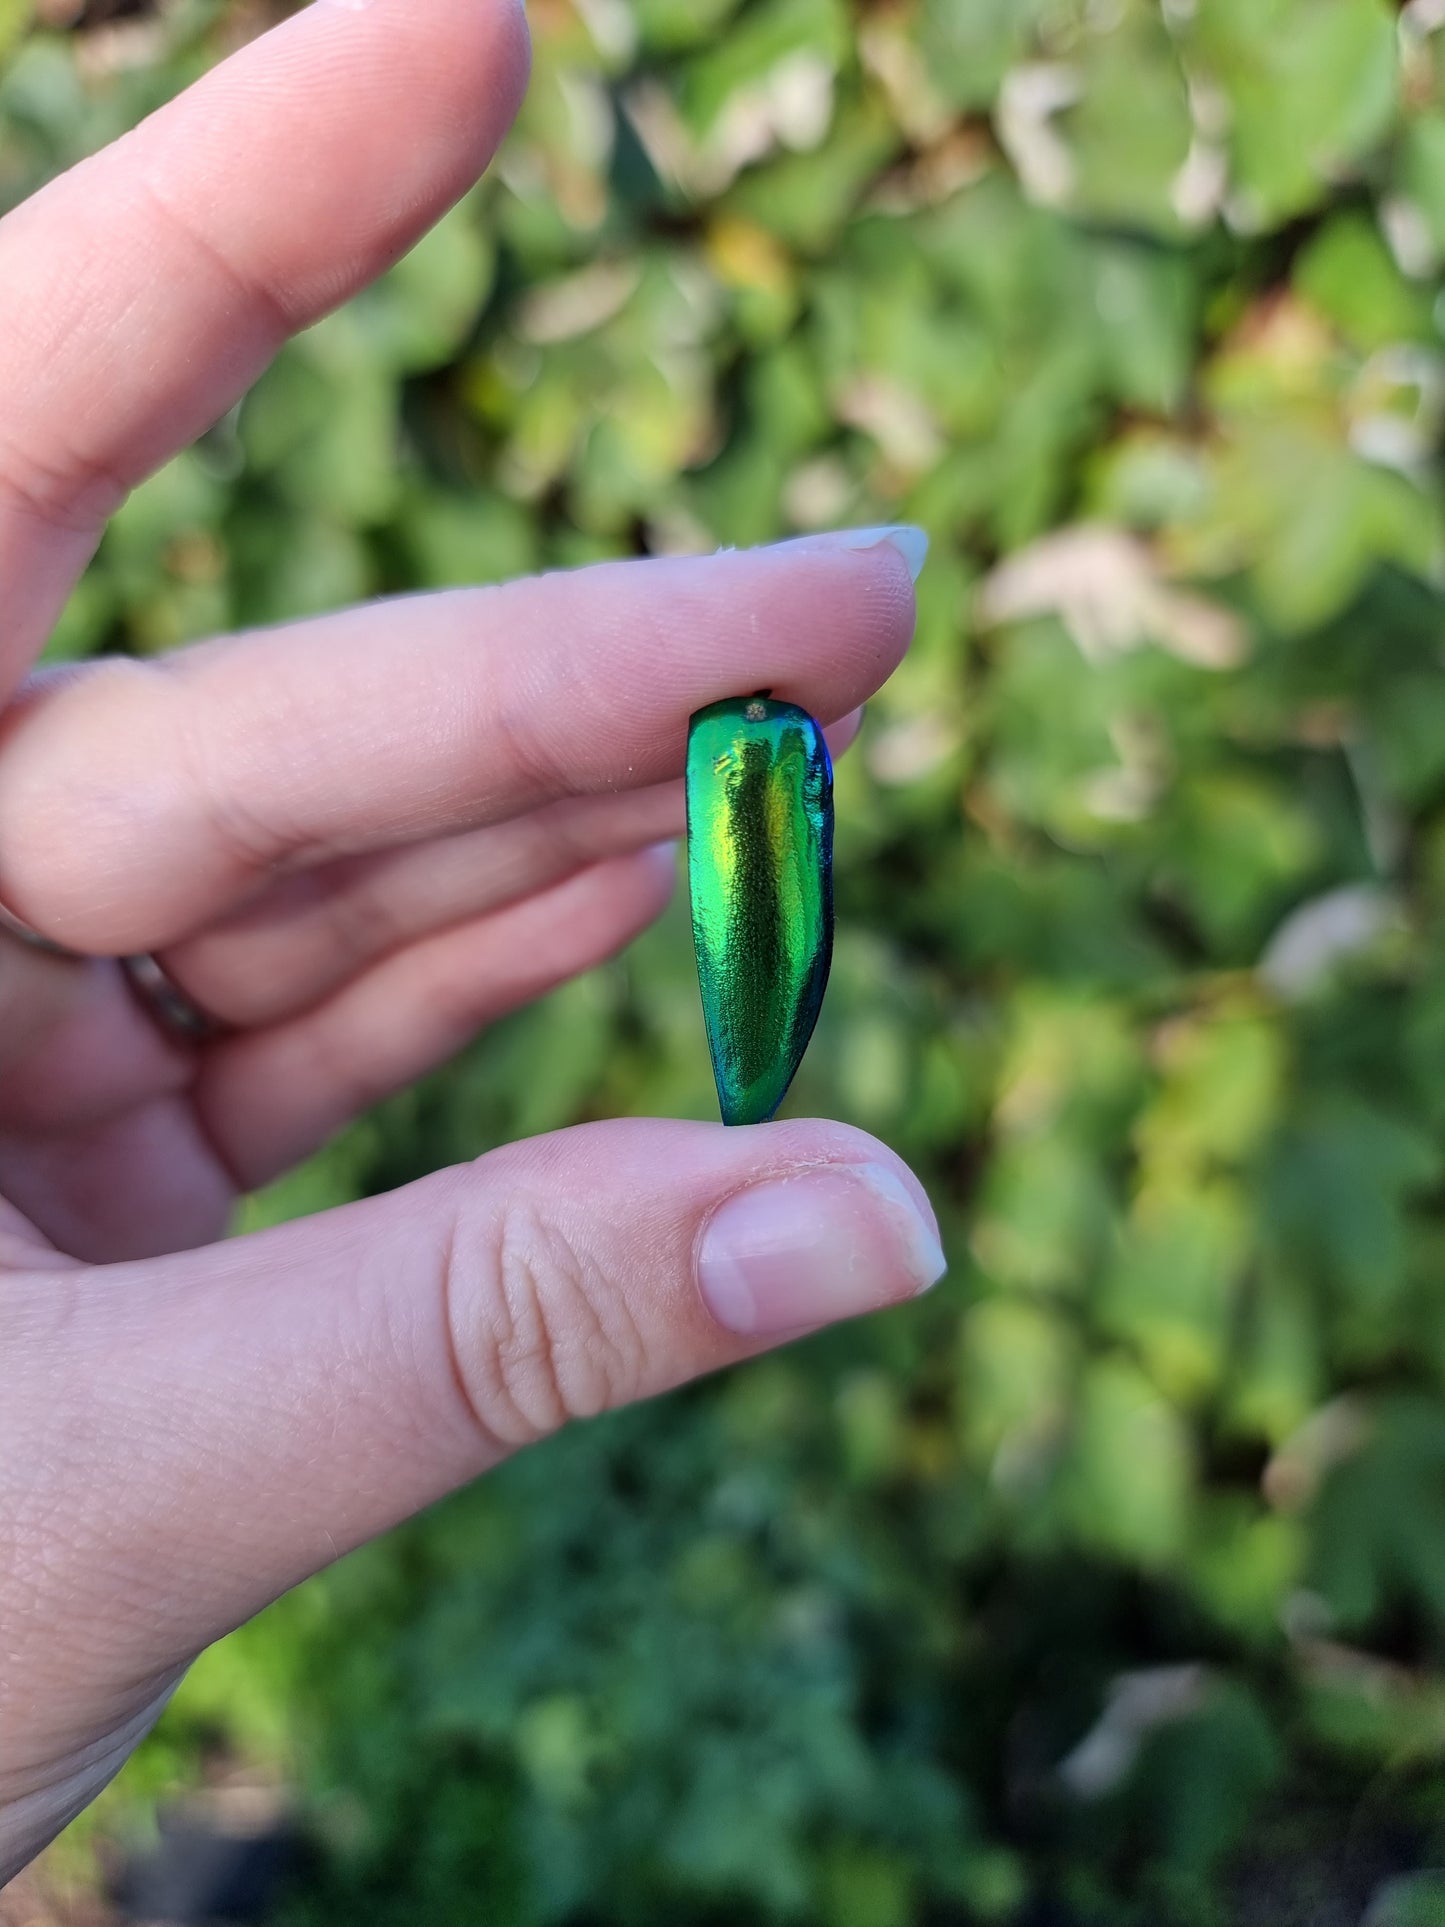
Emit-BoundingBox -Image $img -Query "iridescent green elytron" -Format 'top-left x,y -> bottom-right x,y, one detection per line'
686,696 -> 834,1126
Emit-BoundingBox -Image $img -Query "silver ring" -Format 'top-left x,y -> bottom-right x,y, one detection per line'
0,897 -> 82,959
0,897 -> 227,1042
122,953 -> 229,1043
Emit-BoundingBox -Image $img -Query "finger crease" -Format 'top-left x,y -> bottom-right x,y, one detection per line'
434,1195 -> 512,1465
185,1081 -> 254,1202
173,694 -> 300,881
491,700 -> 575,810
327,879 -> 415,976
135,171 -> 296,351
0,434 -> 128,539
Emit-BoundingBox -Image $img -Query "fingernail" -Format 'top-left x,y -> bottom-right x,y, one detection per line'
698,1162 -> 946,1338
781,525 -> 930,583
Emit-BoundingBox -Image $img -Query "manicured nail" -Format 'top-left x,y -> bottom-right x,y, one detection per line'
782,525 -> 930,582
698,1162 -> 946,1337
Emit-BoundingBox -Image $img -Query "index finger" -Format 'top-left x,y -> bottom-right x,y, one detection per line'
0,0 -> 531,691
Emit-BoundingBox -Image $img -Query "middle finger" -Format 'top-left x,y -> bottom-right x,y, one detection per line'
0,533 -> 919,957
166,780 -> 687,1028
163,705 -> 861,1031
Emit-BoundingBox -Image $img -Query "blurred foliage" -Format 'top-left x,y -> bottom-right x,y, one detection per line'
7,0 -> 1445,1920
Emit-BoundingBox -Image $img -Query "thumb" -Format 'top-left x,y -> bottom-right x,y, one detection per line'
7,1118 -> 945,1688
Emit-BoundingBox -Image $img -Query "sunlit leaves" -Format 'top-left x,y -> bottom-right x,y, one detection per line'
0,0 -> 29,74
11,0 -> 1445,1917
1186,0 -> 1400,230
1066,1358 -> 1197,1567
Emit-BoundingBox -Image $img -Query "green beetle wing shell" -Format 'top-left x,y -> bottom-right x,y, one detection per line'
685,697 -> 834,1127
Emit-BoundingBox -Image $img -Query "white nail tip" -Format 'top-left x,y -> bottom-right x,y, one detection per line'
776,525 -> 930,582
852,1163 -> 948,1295
837,526 -> 930,582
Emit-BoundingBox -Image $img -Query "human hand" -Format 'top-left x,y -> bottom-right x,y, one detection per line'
0,0 -> 944,1881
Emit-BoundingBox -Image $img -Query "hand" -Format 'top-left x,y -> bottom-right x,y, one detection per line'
0,0 -> 944,1883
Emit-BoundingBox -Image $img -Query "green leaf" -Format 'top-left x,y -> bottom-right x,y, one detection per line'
1188,0 -> 1400,229
1157,771 -> 1321,950
972,1129 -> 1114,1296
1135,1005 -> 1287,1174
959,1297 -> 1077,1466
679,0 -> 848,140
349,196 -> 497,373
915,0 -> 1047,112
1225,1263 -> 1325,1446
1100,1180 -> 1250,1402
1395,112 -> 1445,260
1066,1358 -> 1197,1566
1129,1679 -> 1283,1874
0,0 -> 30,73
632,0 -> 745,57
1310,1397 -> 1445,1629
1056,14 -> 1195,237
819,1845 -> 914,1927
1366,1874 -> 1445,1927
1087,242 -> 1199,413
1189,1498 -> 1305,1638
1294,211 -> 1435,351
1264,1101 -> 1440,1334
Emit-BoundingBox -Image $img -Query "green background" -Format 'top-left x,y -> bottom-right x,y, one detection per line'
6,0 -> 1445,1920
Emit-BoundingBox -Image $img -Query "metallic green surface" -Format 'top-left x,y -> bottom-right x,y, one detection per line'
686,696 -> 834,1127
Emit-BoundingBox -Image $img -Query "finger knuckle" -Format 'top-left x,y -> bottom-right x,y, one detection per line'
325,871 -> 414,976
492,696 -> 574,807
0,432 -> 128,535
447,1189 -> 646,1450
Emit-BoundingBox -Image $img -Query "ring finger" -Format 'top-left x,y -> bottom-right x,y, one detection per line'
0,845 -> 679,1247
157,710 -> 862,1030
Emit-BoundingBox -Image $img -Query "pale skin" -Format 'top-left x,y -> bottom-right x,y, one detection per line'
0,0 -> 946,1883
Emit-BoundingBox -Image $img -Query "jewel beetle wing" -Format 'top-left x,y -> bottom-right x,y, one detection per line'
685,696 -> 834,1126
